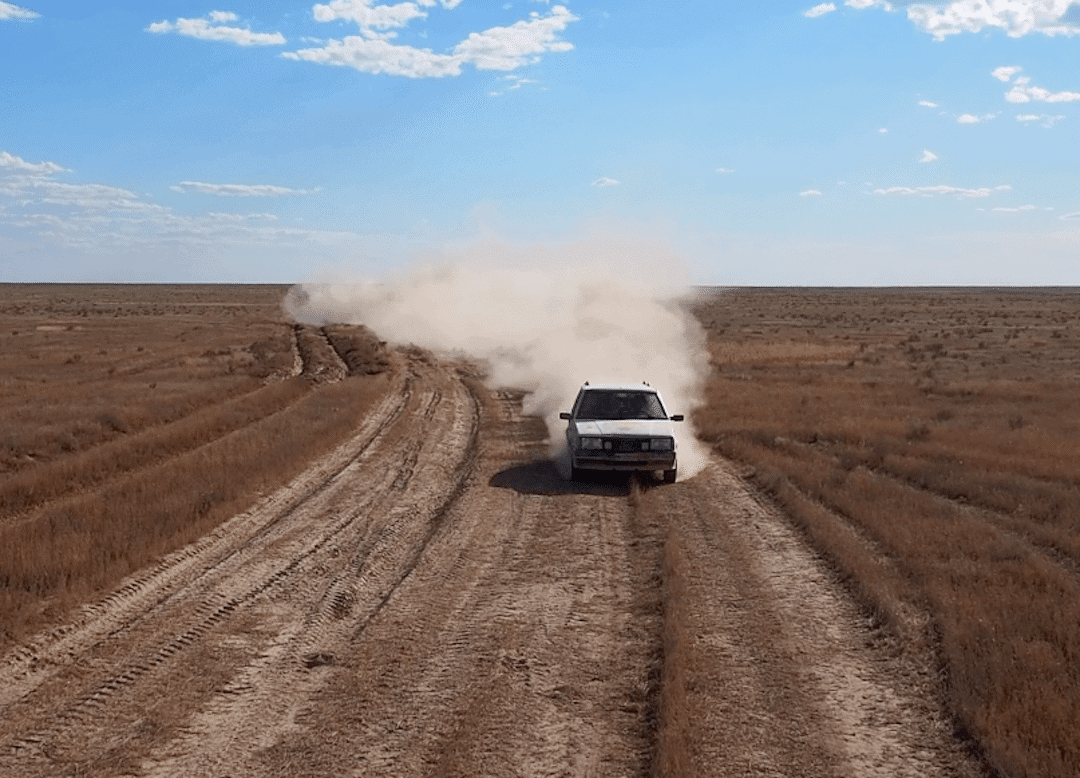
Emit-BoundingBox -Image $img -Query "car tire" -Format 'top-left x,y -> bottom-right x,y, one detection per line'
663,468 -> 677,484
570,466 -> 583,482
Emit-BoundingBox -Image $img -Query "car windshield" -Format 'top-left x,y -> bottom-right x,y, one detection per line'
575,390 -> 667,421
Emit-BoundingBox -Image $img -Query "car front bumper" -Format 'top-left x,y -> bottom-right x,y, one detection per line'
572,453 -> 676,472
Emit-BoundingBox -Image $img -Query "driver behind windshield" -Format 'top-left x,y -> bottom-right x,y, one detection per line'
576,390 -> 666,420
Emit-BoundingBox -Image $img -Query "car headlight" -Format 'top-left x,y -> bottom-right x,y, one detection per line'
649,437 -> 674,451
579,437 -> 603,450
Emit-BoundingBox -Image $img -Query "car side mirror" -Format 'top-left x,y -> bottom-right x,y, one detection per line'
670,414 -> 684,422
559,412 -> 571,420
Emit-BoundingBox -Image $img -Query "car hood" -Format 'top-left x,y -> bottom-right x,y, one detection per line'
575,420 -> 676,437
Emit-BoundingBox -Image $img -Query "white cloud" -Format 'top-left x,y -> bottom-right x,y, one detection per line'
147,12 -> 286,46
879,127 -> 888,133
800,189 -> 822,196
0,2 -> 38,21
957,112 -> 996,123
875,184 -> 1011,198
920,149 -> 938,162
992,65 -> 1023,82
844,1 -> 1080,39
0,175 -> 162,211
207,212 -> 278,221
1061,211 -> 1080,220
285,37 -> 462,76
1006,79 -> 1080,103
918,99 -> 940,107
993,204 -> 1038,212
490,75 -> 539,95
715,168 -> 735,174
284,4 -> 577,77
171,181 -> 317,196
804,3 -> 837,17
0,151 -> 69,176
1017,112 -> 1065,127
906,0 -> 1080,40
845,0 -> 893,8
445,7 -> 576,70
313,0 -> 428,29
0,165 -> 367,265
592,177 -> 619,187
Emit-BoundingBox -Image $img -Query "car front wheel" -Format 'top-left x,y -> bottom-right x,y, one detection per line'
663,468 -> 677,483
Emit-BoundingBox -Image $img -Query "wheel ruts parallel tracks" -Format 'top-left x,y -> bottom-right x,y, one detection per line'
0,352 -> 981,778
0,353 -> 479,776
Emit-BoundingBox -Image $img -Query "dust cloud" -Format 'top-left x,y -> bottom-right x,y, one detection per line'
284,236 -> 710,479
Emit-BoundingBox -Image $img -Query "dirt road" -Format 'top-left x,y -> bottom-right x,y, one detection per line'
0,354 -> 977,777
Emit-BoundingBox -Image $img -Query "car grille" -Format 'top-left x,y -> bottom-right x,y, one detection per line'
610,438 -> 648,453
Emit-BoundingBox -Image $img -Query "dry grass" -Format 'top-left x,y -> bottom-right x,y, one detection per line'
0,284 -> 294,470
691,287 -> 1080,778
0,379 -> 310,519
325,324 -> 391,376
0,284 -> 391,648
653,524 -> 693,778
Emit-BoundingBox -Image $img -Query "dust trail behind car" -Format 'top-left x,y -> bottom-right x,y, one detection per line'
285,237 -> 711,477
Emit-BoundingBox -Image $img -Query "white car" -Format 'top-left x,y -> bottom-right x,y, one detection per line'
559,382 -> 684,483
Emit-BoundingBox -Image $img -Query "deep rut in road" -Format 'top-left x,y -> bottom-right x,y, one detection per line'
643,467 -> 980,777
0,356 -> 979,777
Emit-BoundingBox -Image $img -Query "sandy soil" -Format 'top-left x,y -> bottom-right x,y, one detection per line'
0,353 -> 979,777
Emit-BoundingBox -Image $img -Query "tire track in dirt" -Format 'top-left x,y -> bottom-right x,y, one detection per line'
283,321 -> 303,379
0,354 -> 982,777
0,362 -> 411,708
241,389 -> 663,778
642,463 -> 981,777
0,354 -> 476,776
294,324 -> 347,383
137,376 -> 476,778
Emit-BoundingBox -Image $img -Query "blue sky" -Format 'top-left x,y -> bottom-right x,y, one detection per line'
1,0 -> 1078,283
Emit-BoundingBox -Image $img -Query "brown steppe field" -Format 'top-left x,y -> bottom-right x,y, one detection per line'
0,282 -> 1078,778
0,284 -> 389,644
692,287 -> 1080,778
